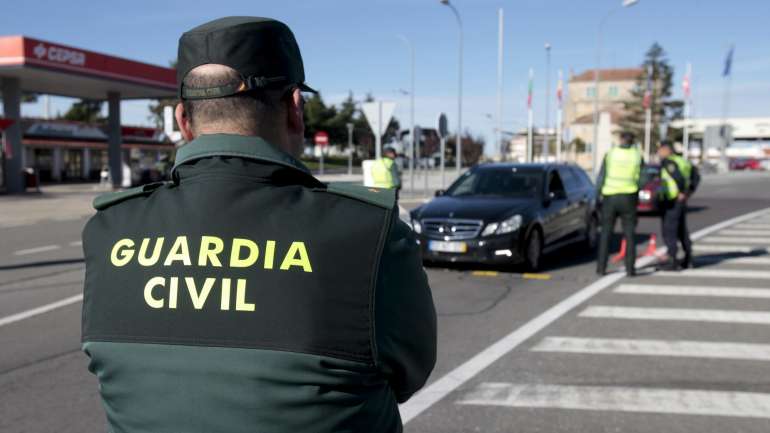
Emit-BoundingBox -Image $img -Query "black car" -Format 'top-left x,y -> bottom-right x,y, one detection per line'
409,163 -> 598,271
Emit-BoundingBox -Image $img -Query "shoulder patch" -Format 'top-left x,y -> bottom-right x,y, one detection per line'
92,181 -> 168,211
324,182 -> 396,209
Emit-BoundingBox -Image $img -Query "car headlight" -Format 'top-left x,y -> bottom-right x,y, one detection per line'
411,219 -> 422,234
481,214 -> 523,236
638,190 -> 652,201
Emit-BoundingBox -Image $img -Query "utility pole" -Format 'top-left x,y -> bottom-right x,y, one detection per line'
496,8 -> 504,161
543,43 -> 551,161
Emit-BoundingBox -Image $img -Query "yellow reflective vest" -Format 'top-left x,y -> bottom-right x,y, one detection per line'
371,158 -> 400,189
662,154 -> 692,200
601,146 -> 642,196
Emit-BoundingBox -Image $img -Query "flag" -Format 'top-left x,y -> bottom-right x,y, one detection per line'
682,69 -> 691,99
556,69 -> 563,108
723,45 -> 734,77
642,64 -> 653,109
527,68 -> 534,109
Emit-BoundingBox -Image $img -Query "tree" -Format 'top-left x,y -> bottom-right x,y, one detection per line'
61,99 -> 104,123
618,43 -> 683,150
446,133 -> 485,166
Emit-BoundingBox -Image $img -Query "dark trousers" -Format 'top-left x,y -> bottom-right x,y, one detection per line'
661,199 -> 692,260
597,193 -> 638,274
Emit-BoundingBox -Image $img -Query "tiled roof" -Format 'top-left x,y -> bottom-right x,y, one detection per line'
570,68 -> 643,82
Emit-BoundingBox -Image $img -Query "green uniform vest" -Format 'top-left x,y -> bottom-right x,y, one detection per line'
371,158 -> 397,189
602,146 -> 642,196
662,154 -> 692,199
82,134 -> 436,433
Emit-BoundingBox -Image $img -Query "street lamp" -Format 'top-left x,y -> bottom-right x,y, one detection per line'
397,34 -> 416,194
591,0 -> 639,175
440,0 -> 463,175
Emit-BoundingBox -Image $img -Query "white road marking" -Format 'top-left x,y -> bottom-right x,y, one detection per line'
531,336 -> 770,361
580,306 -> 770,325
399,206 -> 770,424
719,229 -> 770,236
658,269 -> 770,280
737,224 -> 770,230
69,240 -> 82,247
13,244 -> 61,256
695,244 -> 768,254
457,383 -> 770,419
0,294 -> 83,328
695,256 -> 770,266
616,283 -> 770,298
701,236 -> 770,244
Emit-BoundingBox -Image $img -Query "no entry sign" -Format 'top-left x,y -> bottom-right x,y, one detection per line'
314,131 -> 329,147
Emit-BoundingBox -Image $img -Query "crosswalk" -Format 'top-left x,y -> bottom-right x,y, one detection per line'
456,212 -> 770,422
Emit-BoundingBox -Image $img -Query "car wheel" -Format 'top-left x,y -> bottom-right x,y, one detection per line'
524,228 -> 543,272
584,214 -> 598,250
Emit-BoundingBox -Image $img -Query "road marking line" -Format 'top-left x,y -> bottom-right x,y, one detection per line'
580,306 -> 770,325
702,236 -> 770,244
69,240 -> 82,247
719,229 -> 770,236
616,284 -> 770,298
523,273 -> 552,280
399,206 -> 770,424
13,245 -> 61,256
456,383 -> 770,419
737,224 -> 770,229
658,269 -> 770,279
695,245 -> 768,253
531,336 -> 770,361
472,271 -> 499,277
0,294 -> 83,328
695,256 -> 770,266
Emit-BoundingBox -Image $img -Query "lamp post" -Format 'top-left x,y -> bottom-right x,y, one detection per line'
397,34 -> 416,194
544,42 -> 551,162
591,0 -> 639,175
346,122 -> 354,176
440,0 -> 463,175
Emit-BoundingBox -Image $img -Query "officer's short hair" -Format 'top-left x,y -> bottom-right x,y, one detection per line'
383,147 -> 397,155
620,131 -> 635,143
659,140 -> 673,150
182,65 -> 285,136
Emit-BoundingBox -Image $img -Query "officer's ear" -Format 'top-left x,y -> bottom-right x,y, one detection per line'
285,87 -> 304,134
175,103 -> 194,142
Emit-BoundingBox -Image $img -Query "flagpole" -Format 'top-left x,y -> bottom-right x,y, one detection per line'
720,45 -> 734,172
682,62 -> 691,160
556,69 -> 563,162
496,8 -> 504,161
527,67 -> 534,163
643,64 -> 653,162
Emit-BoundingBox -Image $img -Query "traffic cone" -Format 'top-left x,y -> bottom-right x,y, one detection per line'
642,234 -> 658,257
610,238 -> 627,264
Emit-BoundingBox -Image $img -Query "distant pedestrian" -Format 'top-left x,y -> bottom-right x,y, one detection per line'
372,146 -> 402,200
657,141 -> 700,270
596,131 -> 644,277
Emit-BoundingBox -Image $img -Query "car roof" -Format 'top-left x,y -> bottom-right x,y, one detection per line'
474,162 -> 577,171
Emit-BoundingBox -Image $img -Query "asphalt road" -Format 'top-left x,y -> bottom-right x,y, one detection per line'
2,172 -> 770,432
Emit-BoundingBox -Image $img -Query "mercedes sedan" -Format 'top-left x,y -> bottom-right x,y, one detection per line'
409,163 -> 598,271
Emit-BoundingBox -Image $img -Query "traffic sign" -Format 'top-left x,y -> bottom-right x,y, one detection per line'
437,113 -> 449,139
314,131 -> 329,147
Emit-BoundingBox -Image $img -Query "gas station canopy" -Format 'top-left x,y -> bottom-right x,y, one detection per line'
0,35 -> 178,193
0,35 -> 176,99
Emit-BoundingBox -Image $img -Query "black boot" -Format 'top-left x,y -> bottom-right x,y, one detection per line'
659,258 -> 680,271
681,254 -> 693,269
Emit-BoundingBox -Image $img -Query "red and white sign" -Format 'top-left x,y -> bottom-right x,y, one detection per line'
32,42 -> 86,66
314,131 -> 329,147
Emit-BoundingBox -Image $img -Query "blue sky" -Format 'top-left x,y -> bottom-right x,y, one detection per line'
3,0 -> 769,153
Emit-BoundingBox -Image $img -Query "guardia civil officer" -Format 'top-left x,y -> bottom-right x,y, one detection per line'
657,141 -> 700,270
372,146 -> 402,200
81,17 -> 436,433
596,131 -> 644,277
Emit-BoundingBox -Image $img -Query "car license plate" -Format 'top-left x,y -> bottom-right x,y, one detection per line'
429,240 -> 467,253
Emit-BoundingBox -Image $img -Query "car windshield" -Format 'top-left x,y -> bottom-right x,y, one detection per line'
445,168 -> 542,198
640,165 -> 660,184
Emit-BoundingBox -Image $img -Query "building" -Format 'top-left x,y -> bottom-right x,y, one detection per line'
565,68 -> 642,147
671,116 -> 770,160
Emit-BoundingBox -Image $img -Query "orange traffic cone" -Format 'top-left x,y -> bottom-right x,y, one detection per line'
610,238 -> 627,264
642,234 -> 658,257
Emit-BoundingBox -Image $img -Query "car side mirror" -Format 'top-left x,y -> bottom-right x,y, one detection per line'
435,189 -> 445,197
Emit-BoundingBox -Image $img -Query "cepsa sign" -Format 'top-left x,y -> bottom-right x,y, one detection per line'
32,42 -> 86,67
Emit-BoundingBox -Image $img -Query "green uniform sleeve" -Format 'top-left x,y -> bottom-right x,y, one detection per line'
375,210 -> 436,403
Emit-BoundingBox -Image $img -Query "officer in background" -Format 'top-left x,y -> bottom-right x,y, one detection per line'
372,146 -> 402,200
81,17 -> 436,433
657,141 -> 700,270
595,131 -> 644,277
